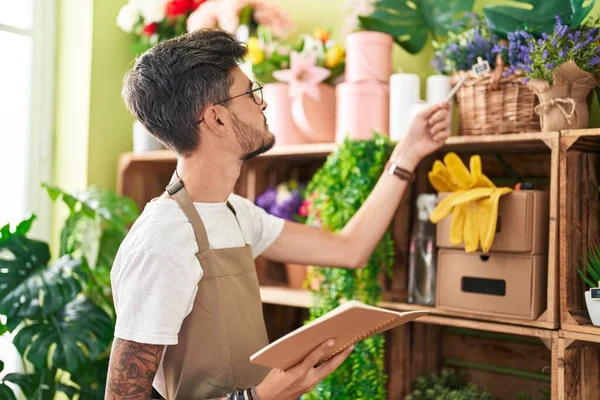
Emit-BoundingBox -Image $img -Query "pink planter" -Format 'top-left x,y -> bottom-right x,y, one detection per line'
262,83 -> 307,146
336,81 -> 389,142
291,84 -> 336,143
345,31 -> 393,83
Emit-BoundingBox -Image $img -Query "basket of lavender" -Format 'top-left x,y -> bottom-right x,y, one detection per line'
432,17 -> 540,136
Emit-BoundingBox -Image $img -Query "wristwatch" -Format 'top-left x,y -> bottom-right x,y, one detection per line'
386,160 -> 416,182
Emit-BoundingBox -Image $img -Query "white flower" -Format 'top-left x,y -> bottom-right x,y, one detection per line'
300,34 -> 324,58
117,4 -> 140,33
141,0 -> 167,24
276,183 -> 292,203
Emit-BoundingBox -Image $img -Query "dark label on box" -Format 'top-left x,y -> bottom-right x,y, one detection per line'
591,288 -> 600,299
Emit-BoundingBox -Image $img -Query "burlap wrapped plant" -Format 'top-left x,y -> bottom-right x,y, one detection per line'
505,16 -> 600,131
530,60 -> 597,131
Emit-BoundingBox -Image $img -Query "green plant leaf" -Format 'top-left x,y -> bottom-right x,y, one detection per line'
3,369 -> 57,400
358,0 -> 475,54
69,357 -> 110,400
15,215 -> 36,236
13,296 -> 112,373
483,0 -> 595,38
0,228 -> 84,331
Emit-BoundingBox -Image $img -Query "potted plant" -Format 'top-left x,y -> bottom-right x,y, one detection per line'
247,28 -> 345,145
577,242 -> 600,326
0,184 -> 139,399
255,180 -> 308,289
505,16 -> 600,131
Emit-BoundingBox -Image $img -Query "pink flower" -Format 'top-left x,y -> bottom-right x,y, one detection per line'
187,0 -> 294,39
272,52 -> 331,101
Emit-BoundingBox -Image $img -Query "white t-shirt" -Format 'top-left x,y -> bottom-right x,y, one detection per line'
110,193 -> 285,396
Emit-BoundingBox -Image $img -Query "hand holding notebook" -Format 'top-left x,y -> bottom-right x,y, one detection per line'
250,300 -> 428,371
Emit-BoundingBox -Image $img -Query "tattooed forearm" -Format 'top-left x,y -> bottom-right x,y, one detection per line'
105,338 -> 164,399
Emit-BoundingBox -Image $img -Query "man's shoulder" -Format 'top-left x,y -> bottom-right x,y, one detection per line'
117,202 -> 198,268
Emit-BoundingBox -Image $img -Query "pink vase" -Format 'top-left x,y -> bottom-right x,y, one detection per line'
291,84 -> 336,143
345,31 -> 393,83
263,83 -> 308,146
336,81 -> 390,142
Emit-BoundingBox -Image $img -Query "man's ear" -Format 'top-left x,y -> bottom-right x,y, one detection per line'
203,105 -> 229,135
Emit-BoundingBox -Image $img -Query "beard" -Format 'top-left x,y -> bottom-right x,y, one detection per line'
232,113 -> 275,161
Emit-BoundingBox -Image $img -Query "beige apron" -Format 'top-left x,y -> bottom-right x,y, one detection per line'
161,177 -> 271,399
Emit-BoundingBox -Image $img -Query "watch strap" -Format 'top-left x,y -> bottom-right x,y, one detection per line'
386,161 -> 416,182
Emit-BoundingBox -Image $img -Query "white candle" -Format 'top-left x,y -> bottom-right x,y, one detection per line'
389,73 -> 420,141
426,75 -> 452,105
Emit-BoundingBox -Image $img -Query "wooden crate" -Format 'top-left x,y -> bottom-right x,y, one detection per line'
559,129 -> 600,334
383,132 -> 560,330
556,330 -> 600,400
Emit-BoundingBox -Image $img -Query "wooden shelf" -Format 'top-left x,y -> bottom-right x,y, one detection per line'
259,286 -> 558,335
118,131 -> 561,167
560,327 -> 600,344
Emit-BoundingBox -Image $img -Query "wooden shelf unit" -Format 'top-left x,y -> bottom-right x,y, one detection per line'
559,129 -> 600,336
116,130 -> 600,400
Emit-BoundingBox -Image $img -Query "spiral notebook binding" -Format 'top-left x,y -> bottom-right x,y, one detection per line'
317,315 -> 398,366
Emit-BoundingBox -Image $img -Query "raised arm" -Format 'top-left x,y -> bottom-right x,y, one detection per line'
105,338 -> 164,400
263,102 -> 451,269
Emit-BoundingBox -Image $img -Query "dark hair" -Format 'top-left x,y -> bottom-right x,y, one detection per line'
122,29 -> 247,156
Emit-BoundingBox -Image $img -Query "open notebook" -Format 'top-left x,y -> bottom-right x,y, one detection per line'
250,300 -> 429,371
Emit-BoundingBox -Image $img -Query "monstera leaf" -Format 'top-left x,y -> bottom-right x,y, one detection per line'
0,217 -> 84,331
13,296 -> 112,373
484,0 -> 595,38
0,362 -> 17,400
358,0 -> 475,54
68,358 -> 110,400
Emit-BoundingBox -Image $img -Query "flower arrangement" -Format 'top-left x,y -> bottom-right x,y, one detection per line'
255,180 -> 306,222
117,0 -> 207,54
186,0 -> 295,40
505,16 -> 600,84
431,17 -> 506,75
247,28 -> 345,91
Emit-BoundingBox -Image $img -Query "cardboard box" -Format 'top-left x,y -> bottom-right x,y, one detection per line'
436,191 -> 549,254
436,249 -> 547,320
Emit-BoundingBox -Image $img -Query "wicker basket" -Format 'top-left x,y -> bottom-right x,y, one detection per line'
453,69 -> 540,136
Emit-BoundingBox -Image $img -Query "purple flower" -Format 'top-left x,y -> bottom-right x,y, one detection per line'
574,42 -> 583,51
523,65 -> 533,73
559,47 -> 568,57
542,49 -> 548,60
542,32 -> 549,41
552,37 -> 558,47
589,55 -> 600,67
256,186 -> 277,211
545,62 -> 555,70
523,77 -> 531,84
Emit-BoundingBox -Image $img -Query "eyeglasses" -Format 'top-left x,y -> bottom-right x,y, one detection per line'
195,81 -> 264,125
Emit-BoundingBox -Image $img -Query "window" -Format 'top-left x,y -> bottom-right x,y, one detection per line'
0,0 -> 55,240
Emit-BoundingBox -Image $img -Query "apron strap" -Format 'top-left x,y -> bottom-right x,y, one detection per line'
166,172 -> 210,252
226,201 -> 248,245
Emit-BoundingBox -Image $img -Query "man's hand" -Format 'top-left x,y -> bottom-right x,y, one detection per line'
254,339 -> 354,400
391,101 -> 452,167
105,338 -> 163,399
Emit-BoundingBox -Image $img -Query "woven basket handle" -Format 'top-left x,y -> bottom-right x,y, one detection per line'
489,53 -> 505,90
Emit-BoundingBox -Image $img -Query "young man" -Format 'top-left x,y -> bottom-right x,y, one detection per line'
107,29 -> 450,400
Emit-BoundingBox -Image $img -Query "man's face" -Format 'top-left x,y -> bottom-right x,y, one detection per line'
227,67 -> 275,161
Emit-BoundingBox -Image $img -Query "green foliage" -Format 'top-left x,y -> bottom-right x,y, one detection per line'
577,242 -> 600,289
0,361 -> 17,400
483,0 -> 595,39
0,185 -> 139,399
405,369 -> 495,400
302,134 -> 395,400
358,0 -> 475,54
